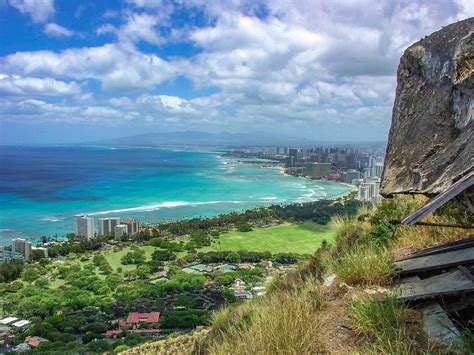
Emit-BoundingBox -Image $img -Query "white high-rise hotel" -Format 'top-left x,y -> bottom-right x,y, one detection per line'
75,214 -> 95,239
12,238 -> 32,260
98,217 -> 120,236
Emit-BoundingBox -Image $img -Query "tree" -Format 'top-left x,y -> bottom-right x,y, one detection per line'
225,251 -> 241,263
34,277 -> 50,288
22,266 -> 40,282
121,249 -> 146,265
32,249 -> 46,261
136,265 -> 152,279
151,249 -> 176,261
236,222 -> 253,232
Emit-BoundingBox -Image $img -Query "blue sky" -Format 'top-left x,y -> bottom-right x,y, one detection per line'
0,0 -> 472,144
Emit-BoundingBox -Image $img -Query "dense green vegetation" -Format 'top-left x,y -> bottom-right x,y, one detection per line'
0,198 -> 365,353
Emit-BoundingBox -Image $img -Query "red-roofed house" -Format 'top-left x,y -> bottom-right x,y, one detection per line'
25,336 -> 47,348
126,312 -> 160,326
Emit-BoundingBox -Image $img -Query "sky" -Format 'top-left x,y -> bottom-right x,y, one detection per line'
0,0 -> 472,144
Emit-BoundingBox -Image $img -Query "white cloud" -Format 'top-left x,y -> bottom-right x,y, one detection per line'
3,44 -> 177,91
0,74 -> 80,95
1,0 -> 472,140
8,0 -> 54,23
43,23 -> 74,37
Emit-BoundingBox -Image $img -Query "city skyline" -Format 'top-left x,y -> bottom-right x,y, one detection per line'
1,0 -> 472,144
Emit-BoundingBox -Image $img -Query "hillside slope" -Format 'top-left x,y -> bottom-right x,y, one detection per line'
122,195 -> 472,354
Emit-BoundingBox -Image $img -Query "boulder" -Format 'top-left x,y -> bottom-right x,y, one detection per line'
381,18 -> 473,202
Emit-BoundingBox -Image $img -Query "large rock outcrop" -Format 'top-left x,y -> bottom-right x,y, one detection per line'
381,18 -> 473,201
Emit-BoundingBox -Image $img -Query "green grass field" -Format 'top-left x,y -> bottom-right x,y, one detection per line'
200,222 -> 334,254
102,245 -> 157,272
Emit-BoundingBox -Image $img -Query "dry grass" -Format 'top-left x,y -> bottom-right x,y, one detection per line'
120,329 -> 209,355
347,296 -> 432,354
334,244 -> 394,286
206,277 -> 325,354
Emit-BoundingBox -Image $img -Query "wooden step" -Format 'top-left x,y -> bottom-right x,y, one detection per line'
396,269 -> 474,301
394,247 -> 474,276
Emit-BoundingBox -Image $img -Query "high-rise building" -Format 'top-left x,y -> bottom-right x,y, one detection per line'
114,224 -> 128,241
98,217 -> 120,236
75,214 -> 95,239
304,162 -> 331,179
288,148 -> 298,161
123,219 -> 140,236
12,238 -> 32,260
357,177 -> 382,203
344,169 -> 361,183
371,162 -> 384,178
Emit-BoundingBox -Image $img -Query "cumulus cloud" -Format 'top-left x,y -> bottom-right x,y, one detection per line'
43,23 -> 74,37
1,0 -> 472,141
0,74 -> 80,96
3,44 -> 177,91
8,0 -> 54,23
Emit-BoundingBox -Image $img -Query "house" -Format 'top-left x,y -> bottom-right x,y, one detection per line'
215,264 -> 237,273
12,320 -> 31,329
104,330 -> 123,339
126,312 -> 160,327
230,278 -> 246,292
238,263 -> 255,270
0,317 -> 18,325
24,336 -> 47,348
13,343 -> 30,352
104,312 -> 161,339
251,285 -> 266,296
230,278 -> 253,300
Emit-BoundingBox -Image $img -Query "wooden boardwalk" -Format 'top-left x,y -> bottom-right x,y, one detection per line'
394,246 -> 474,276
396,268 -> 474,301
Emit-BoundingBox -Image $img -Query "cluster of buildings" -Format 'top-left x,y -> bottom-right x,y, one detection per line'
271,146 -> 385,203
0,238 -> 48,263
0,216 -> 140,264
75,215 -> 140,240
0,316 -> 37,352
229,278 -> 266,300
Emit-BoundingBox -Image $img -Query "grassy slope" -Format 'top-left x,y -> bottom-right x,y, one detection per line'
124,196 -> 471,354
199,222 -> 334,254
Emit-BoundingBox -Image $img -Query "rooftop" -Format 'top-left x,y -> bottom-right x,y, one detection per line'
126,312 -> 160,324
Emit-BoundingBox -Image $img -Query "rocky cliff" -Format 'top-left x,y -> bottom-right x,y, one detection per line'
381,18 -> 473,200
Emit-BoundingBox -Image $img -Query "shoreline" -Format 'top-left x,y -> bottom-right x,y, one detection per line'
1,152 -> 353,246
277,165 -> 357,193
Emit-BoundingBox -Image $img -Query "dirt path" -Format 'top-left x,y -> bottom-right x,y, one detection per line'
317,286 -> 365,354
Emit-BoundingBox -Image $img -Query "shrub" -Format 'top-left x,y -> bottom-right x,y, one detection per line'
236,222 -> 253,232
152,249 -> 176,261
334,244 -> 393,286
330,215 -> 369,257
347,296 -> 421,353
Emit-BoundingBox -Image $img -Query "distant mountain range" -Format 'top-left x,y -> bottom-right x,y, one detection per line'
95,131 -> 316,147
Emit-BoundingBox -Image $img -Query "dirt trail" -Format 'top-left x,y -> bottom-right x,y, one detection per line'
317,286 -> 365,354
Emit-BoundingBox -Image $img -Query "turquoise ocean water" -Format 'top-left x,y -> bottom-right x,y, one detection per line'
0,145 -> 351,245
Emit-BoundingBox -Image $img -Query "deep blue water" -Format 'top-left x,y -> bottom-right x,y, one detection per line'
0,145 -> 351,245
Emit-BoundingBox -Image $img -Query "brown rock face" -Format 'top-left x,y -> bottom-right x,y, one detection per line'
381,18 -> 473,199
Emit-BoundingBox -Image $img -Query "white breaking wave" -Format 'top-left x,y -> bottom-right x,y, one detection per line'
260,196 -> 277,201
87,200 -> 246,216
41,217 -> 62,222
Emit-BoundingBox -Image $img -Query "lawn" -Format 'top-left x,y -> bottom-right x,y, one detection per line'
102,245 -> 157,272
200,222 -> 335,254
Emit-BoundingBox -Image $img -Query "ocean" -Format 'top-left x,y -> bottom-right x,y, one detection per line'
0,145 -> 351,245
